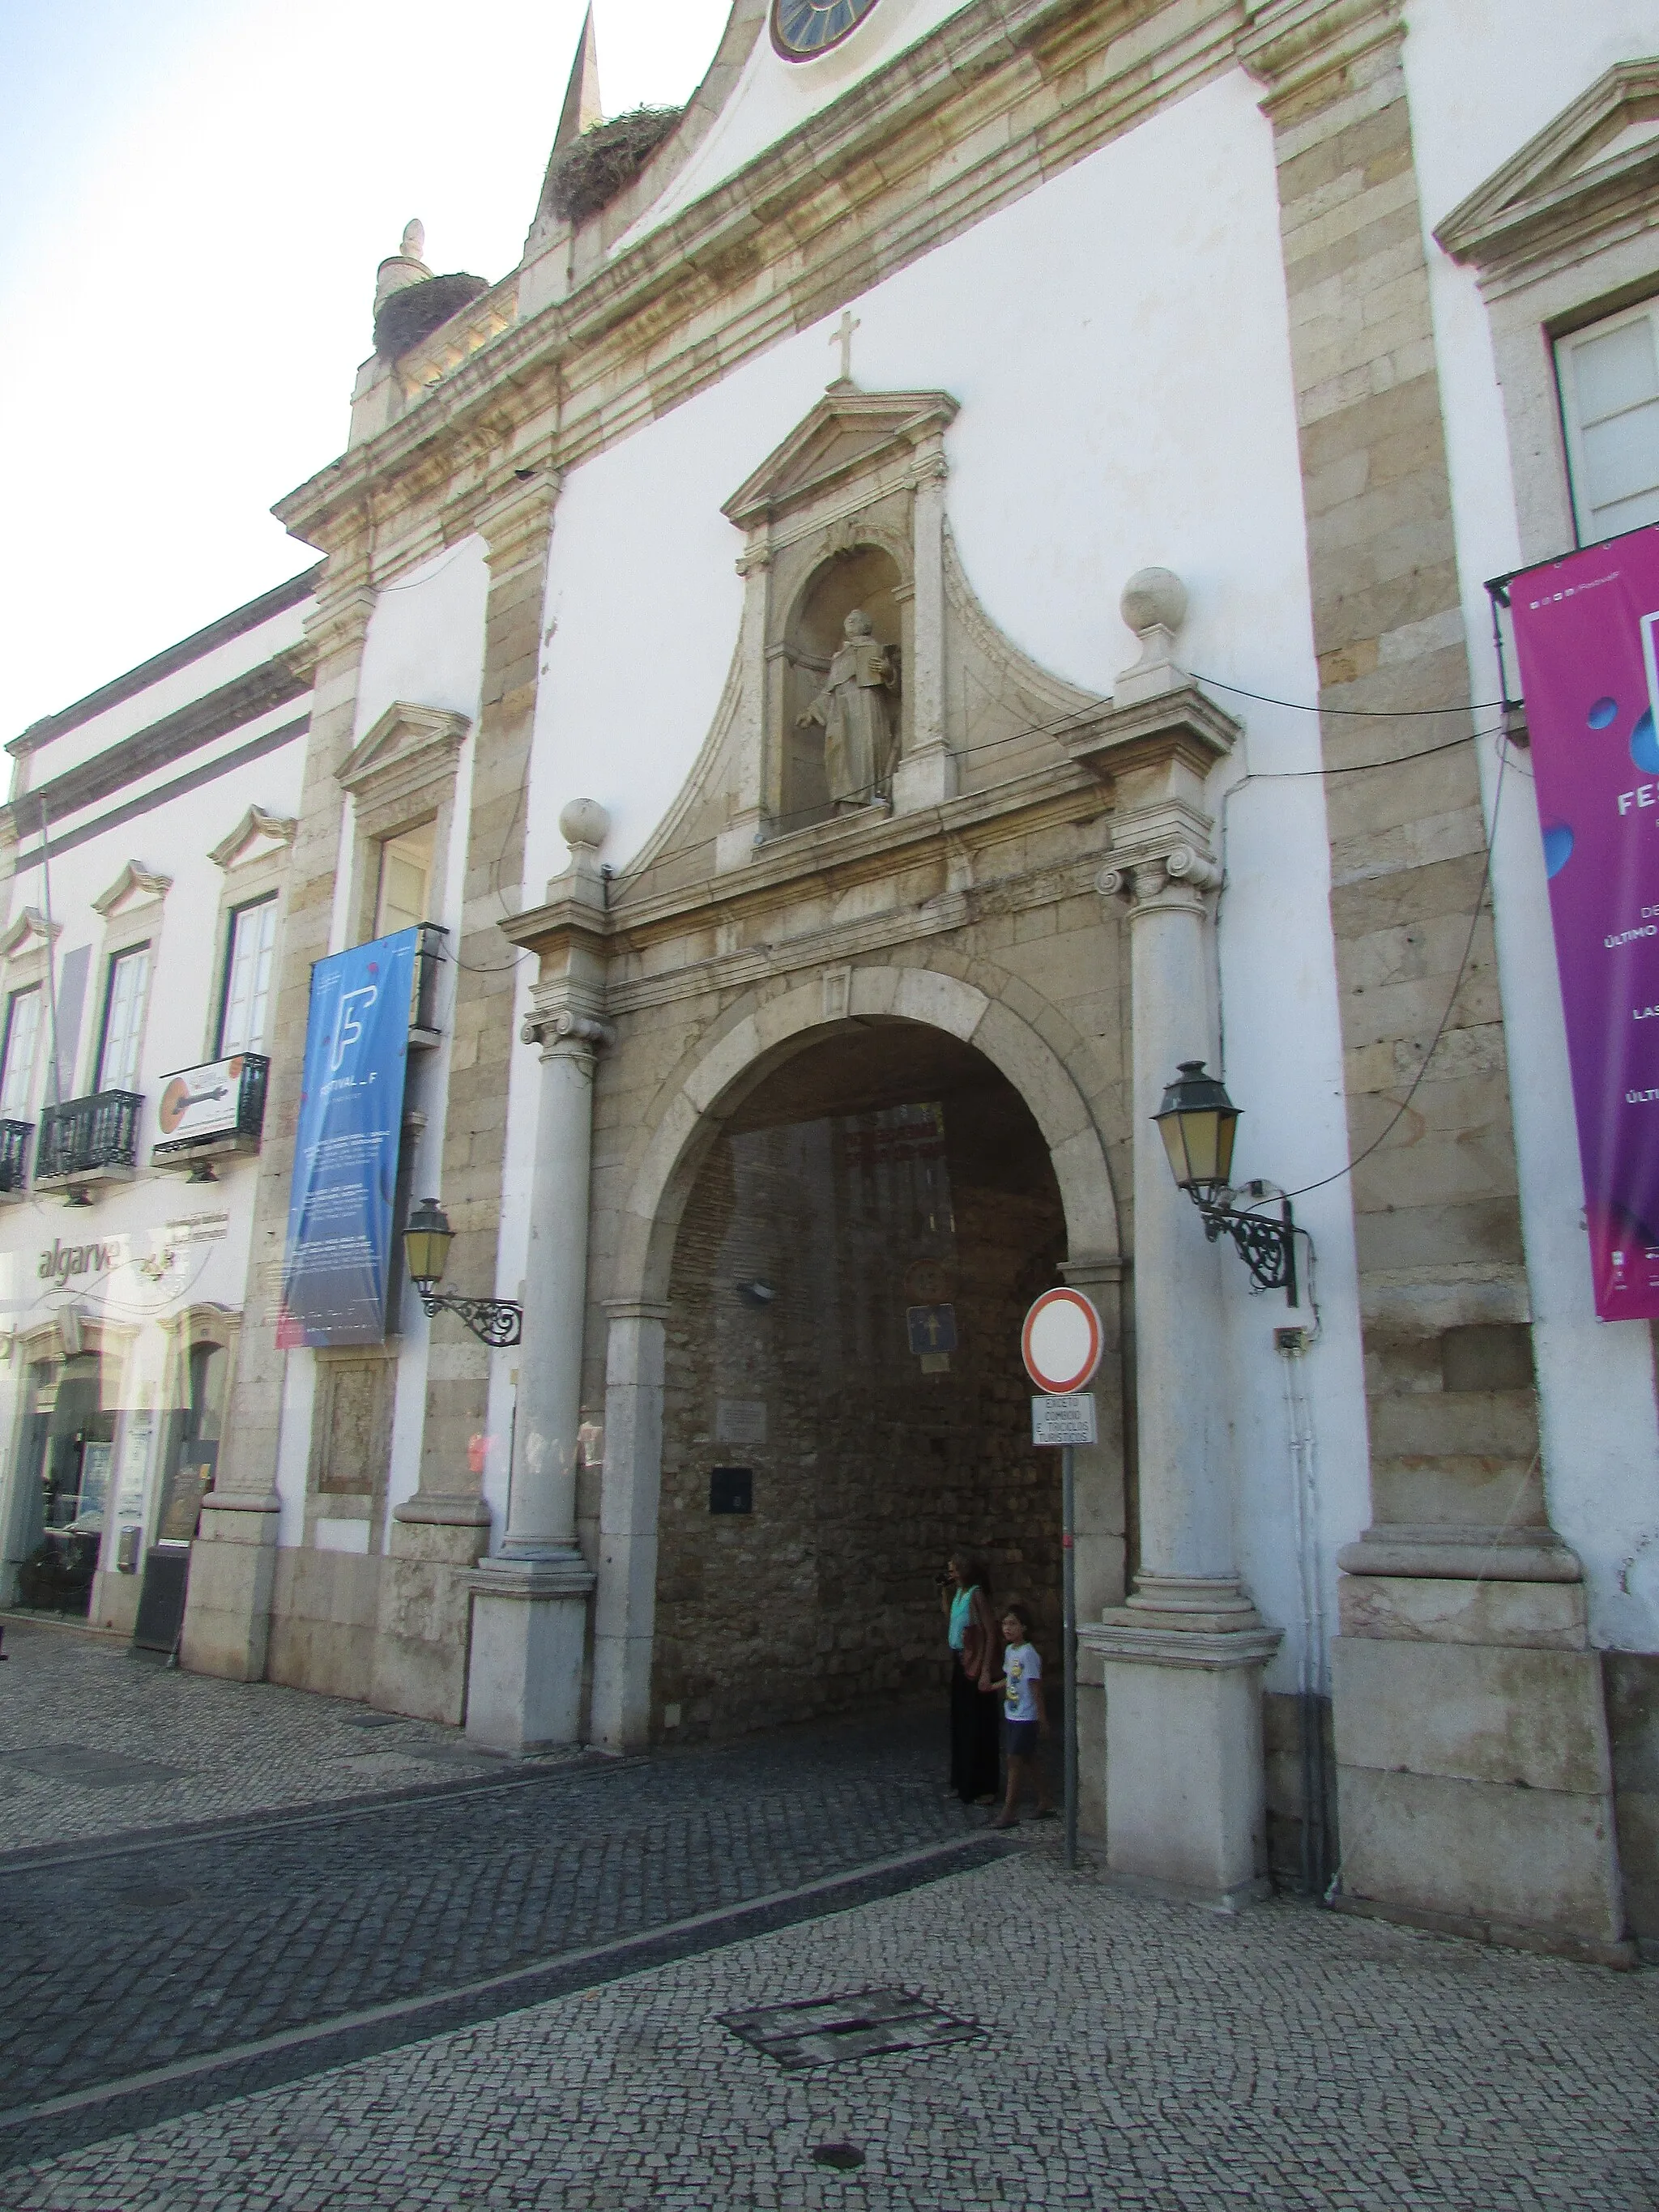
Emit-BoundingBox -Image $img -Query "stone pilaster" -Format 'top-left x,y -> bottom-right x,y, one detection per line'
181,561 -> 373,1683
366,471 -> 561,1729
1240,0 -> 1626,1957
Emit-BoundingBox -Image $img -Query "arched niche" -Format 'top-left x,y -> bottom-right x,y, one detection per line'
780,543 -> 905,826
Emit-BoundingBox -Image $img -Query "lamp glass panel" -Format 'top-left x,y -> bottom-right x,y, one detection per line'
403,1225 -> 450,1287
1157,1112 -> 1193,1187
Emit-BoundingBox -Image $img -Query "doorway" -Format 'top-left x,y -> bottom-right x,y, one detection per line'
653,1021 -> 1072,1741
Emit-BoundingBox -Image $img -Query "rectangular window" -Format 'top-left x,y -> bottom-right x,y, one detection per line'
218,897 -> 277,1056
0,988 -> 42,1119
96,944 -> 151,1094
1557,298 -> 1659,544
374,820 -> 436,939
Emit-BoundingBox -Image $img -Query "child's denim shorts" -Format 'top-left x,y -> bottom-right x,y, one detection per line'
1004,1718 -> 1039,1756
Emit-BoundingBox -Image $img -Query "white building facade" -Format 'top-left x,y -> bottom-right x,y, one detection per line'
150,0 -> 1659,1963
0,574 -> 314,1651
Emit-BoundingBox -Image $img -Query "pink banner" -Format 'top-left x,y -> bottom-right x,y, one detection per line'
1510,524 -> 1659,1319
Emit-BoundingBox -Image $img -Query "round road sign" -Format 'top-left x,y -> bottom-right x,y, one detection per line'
1021,1287 -> 1102,1395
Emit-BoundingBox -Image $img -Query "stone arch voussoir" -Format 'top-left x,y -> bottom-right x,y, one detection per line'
613,960 -> 1120,1305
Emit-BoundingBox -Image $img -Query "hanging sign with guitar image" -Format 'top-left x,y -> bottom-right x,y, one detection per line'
152,1055 -> 245,1148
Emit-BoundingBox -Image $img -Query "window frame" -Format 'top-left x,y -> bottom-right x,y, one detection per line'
0,986 -> 44,1122
1555,293 -> 1659,548
215,893 -> 279,1059
95,942 -> 151,1096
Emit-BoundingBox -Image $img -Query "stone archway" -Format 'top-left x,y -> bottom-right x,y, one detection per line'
591,965 -> 1122,1751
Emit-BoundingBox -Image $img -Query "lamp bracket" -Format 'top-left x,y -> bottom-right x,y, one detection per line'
1189,1191 -> 1299,1305
418,1292 -> 523,1347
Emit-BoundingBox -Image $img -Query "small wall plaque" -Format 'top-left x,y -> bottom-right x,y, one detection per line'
710,1466 -> 753,1515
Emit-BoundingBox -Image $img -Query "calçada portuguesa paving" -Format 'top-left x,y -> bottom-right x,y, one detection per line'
0,1616 -> 1655,2210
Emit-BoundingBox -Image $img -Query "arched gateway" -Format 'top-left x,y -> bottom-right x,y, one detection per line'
591,965 -> 1124,1756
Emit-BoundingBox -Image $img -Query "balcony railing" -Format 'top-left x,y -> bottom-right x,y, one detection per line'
0,1119 -> 32,1193
412,921 -> 449,1037
151,1053 -> 270,1160
36,1090 -> 143,1183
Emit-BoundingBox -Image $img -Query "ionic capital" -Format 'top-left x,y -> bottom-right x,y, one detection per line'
1098,842 -> 1222,917
521,1008 -> 615,1058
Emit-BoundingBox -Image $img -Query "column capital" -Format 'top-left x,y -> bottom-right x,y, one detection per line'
475,467 -> 560,578
521,1005 -> 615,1058
1237,0 -> 1405,117
1098,840 -> 1223,918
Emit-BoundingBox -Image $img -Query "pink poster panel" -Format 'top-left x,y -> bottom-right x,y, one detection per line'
1510,524 -> 1659,1319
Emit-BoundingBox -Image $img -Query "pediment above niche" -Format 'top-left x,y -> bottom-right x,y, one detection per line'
338,701 -> 471,813
92,861 -> 172,918
210,805 -> 298,872
1435,58 -> 1659,285
0,906 -> 61,961
723,388 -> 958,535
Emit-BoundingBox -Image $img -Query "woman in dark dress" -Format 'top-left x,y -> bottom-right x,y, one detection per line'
941,1549 -> 1000,1805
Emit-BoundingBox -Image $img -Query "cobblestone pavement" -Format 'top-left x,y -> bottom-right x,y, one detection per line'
3,1851 -> 1656,2212
0,1672 -> 991,2168
0,1617 -> 559,1852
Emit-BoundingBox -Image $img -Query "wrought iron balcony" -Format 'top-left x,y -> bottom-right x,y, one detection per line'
0,1119 -> 32,1195
151,1052 -> 270,1165
36,1090 -> 143,1186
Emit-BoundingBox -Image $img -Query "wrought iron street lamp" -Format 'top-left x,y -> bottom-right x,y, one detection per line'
1153,1062 -> 1299,1305
403,1196 -> 523,1346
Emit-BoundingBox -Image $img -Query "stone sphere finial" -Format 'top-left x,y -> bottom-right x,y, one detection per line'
401,218 -> 426,262
1120,567 -> 1188,640
560,797 -> 610,851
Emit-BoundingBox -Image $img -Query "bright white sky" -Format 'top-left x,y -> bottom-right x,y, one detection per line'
0,0 -> 731,741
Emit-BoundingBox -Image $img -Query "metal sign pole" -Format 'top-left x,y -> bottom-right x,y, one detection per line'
1062,1439 -> 1077,1870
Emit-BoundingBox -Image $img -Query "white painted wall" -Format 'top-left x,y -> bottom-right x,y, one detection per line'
306,535 -> 494,1534
1405,0 -> 1659,1652
615,0 -> 970,254
516,69 -> 1371,1690
12,595 -> 311,787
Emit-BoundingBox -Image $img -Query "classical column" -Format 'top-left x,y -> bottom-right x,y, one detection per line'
1073,569 -> 1279,1907
463,799 -> 608,1754
590,1297 -> 672,1750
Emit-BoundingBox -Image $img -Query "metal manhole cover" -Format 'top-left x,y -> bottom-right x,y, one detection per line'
0,1744 -> 187,1788
719,1988 -> 979,2071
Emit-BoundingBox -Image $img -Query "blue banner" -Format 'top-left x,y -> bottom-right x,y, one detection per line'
278,930 -> 416,1349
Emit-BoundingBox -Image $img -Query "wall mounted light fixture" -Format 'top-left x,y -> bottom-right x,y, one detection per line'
403,1196 -> 523,1346
1153,1062 -> 1299,1306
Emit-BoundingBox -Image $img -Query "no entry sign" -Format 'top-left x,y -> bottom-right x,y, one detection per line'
1021,1287 -> 1102,1395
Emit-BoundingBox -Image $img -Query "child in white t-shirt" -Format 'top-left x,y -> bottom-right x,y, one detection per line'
990,1602 -> 1055,1830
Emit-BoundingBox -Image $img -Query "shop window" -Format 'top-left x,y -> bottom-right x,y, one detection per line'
374,820 -> 436,939
1556,296 -> 1659,544
0,987 -> 41,1119
217,897 -> 277,1057
96,944 -> 151,1094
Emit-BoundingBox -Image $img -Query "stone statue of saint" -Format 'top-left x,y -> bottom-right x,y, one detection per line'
799,609 -> 898,808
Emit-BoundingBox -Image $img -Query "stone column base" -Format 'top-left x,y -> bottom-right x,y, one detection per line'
369,1496 -> 493,1727
180,1494 -> 281,1681
464,1550 -> 595,1754
1081,1602 -> 1282,1909
1331,1547 -> 1631,1963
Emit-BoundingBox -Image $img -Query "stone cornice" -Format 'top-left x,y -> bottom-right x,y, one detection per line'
1064,681 -> 1242,788
272,0 -> 1248,564
509,754 -> 1108,960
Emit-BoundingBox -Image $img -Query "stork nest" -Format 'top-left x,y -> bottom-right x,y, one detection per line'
545,107 -> 683,228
